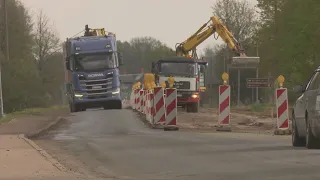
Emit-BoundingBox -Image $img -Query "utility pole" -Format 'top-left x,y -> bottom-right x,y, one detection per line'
0,0 -> 9,118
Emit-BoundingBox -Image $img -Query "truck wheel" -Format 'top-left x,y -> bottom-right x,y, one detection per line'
72,103 -> 80,112
192,103 -> 199,113
116,101 -> 122,109
69,103 -> 75,113
186,103 -> 199,113
70,102 -> 79,112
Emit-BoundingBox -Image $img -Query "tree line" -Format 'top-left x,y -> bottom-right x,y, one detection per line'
0,0 -> 63,112
117,37 -> 175,74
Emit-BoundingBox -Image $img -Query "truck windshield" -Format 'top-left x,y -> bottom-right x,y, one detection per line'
74,53 -> 117,71
159,62 -> 197,76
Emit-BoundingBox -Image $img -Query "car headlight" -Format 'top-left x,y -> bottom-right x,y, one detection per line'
112,88 -> 120,94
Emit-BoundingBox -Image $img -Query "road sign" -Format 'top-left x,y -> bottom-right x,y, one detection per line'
246,78 -> 270,88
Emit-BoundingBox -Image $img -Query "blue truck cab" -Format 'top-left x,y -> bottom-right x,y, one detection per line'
63,25 -> 123,112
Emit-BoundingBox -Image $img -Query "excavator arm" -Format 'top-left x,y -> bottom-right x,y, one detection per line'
175,16 -> 246,58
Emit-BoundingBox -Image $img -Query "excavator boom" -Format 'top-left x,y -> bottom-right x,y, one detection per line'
175,16 -> 247,58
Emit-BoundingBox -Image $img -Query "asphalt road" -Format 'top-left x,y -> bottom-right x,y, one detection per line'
35,108 -> 320,180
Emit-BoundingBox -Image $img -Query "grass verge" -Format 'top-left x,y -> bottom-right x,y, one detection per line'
0,105 -> 68,124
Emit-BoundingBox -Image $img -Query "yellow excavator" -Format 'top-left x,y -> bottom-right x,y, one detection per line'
175,16 -> 247,59
175,16 -> 258,92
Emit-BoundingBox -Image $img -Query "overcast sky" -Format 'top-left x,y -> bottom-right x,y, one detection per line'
22,0 -> 257,53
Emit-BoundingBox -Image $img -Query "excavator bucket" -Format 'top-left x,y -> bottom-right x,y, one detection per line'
231,56 -> 260,67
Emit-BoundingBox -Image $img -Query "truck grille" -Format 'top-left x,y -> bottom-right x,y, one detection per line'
165,81 -> 191,89
79,74 -> 113,99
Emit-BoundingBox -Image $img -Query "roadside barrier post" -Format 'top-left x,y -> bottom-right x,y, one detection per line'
147,90 -> 154,123
139,89 -> 143,113
274,75 -> 291,135
145,83 -> 152,122
153,86 -> 165,128
130,90 -> 134,109
135,88 -> 141,112
143,89 -> 147,114
133,82 -> 141,112
164,76 -> 179,131
217,72 -> 231,132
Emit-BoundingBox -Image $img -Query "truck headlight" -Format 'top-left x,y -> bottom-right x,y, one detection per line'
191,93 -> 199,99
112,88 -> 120,94
74,93 -> 83,98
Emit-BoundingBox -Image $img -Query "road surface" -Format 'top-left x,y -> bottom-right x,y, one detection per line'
35,108 -> 320,180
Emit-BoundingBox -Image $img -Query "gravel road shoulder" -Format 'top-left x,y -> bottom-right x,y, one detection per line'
177,107 -> 288,134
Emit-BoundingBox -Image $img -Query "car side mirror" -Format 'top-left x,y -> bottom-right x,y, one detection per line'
118,52 -> 124,65
294,85 -> 304,93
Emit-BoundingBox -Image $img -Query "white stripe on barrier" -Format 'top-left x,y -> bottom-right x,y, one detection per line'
218,85 -> 230,125
154,87 -> 165,125
165,88 -> 177,127
276,88 -> 289,130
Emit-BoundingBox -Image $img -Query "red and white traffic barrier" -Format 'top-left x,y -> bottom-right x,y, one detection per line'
153,86 -> 165,126
130,91 -> 134,109
138,89 -> 143,112
164,88 -> 178,130
143,90 -> 147,114
134,89 -> 140,110
146,90 -> 154,123
141,90 -> 146,113
276,88 -> 289,130
218,85 -> 231,126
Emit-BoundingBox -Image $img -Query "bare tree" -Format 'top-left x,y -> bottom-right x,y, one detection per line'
33,10 -> 60,73
210,0 -> 259,68
212,0 -> 258,42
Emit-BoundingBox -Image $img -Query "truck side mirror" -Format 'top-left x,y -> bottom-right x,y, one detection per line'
118,52 -> 124,65
199,65 -> 206,73
151,62 -> 156,73
65,60 -> 70,70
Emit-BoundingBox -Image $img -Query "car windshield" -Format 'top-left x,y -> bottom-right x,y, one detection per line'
74,53 -> 117,72
159,62 -> 197,77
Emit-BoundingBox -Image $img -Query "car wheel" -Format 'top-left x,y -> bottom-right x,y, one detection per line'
306,115 -> 320,149
292,113 -> 306,147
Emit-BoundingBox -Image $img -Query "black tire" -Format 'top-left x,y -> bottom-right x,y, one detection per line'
69,102 -> 79,112
104,101 -> 122,110
69,102 -> 75,113
306,115 -> 320,149
186,103 -> 199,113
186,104 -> 191,112
115,101 -> 122,109
292,113 -> 306,147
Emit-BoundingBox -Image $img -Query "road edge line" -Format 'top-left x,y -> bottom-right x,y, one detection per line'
18,133 -> 67,172
17,116 -> 67,172
26,116 -> 65,139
